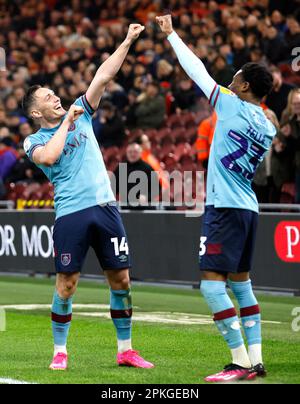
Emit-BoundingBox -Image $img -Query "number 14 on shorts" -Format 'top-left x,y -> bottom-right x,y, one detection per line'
111,237 -> 129,256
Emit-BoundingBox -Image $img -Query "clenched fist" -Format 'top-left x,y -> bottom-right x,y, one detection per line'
156,15 -> 174,36
66,105 -> 84,124
126,24 -> 145,43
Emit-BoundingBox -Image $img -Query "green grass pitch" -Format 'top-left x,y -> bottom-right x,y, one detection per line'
0,276 -> 299,384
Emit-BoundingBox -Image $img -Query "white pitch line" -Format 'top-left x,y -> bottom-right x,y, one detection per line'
0,378 -> 37,385
1,304 -> 111,311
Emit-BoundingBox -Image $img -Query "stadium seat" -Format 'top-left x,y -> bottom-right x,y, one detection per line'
180,155 -> 197,172
174,143 -> 192,160
159,138 -> 175,160
167,114 -> 184,129
163,153 -> 180,172
144,129 -> 158,140
181,112 -> 197,129
171,127 -> 186,143
184,126 -> 198,143
157,127 -> 172,141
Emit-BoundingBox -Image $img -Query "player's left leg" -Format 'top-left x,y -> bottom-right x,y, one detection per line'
105,268 -> 132,354
228,273 -> 265,377
92,204 -> 154,369
228,212 -> 266,376
103,268 -> 154,369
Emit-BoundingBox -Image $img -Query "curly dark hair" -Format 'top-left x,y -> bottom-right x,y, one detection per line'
241,63 -> 274,100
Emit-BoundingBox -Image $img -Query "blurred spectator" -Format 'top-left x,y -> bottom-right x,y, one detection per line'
93,101 -> 126,149
0,138 -> 19,198
173,79 -> 197,112
285,15 -> 300,57
6,148 -> 46,184
211,56 -> 235,88
232,35 -> 250,70
156,59 -> 175,84
266,66 -> 296,121
114,142 -> 160,209
281,89 -> 300,202
253,109 -> 279,203
270,127 -> 296,203
138,134 -> 170,192
135,82 -> 166,129
262,26 -> 287,64
195,111 -> 217,168
124,90 -> 139,129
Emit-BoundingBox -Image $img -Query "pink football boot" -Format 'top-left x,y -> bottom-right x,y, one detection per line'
49,353 -> 68,371
117,350 -> 154,369
205,364 -> 257,383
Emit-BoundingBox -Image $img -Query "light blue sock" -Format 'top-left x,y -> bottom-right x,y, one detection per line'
110,289 -> 132,342
200,281 -> 244,349
228,280 -> 262,346
51,291 -> 72,347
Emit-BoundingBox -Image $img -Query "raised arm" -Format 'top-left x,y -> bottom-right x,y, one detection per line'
86,24 -> 145,110
156,15 -> 216,99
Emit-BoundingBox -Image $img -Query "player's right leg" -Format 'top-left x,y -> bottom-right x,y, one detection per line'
49,209 -> 90,370
199,207 -> 256,383
50,272 -> 80,370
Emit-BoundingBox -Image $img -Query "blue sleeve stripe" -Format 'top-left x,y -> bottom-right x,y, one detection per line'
82,95 -> 95,115
29,144 -> 44,161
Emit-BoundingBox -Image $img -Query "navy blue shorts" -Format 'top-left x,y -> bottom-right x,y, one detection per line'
53,204 -> 131,273
199,206 -> 258,274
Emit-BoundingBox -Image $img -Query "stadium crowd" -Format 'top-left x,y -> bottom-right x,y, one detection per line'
0,0 -> 300,207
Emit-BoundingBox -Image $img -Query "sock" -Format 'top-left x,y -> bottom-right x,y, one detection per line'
54,345 -> 68,356
110,288 -> 133,353
200,280 -> 251,369
228,280 -> 262,366
51,291 -> 72,355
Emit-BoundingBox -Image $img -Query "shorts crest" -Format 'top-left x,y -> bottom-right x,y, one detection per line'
61,253 -> 71,267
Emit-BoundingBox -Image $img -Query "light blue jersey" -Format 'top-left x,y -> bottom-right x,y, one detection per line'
23,95 -> 115,219
207,85 -> 277,213
167,31 -> 277,213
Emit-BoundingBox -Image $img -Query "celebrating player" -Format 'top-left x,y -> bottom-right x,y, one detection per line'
22,24 -> 154,371
157,15 -> 276,383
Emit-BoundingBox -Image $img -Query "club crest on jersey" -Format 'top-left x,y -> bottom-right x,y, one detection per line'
68,123 -> 76,132
61,253 -> 71,266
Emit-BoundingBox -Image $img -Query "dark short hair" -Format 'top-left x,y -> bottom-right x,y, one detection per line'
241,63 -> 273,100
22,85 -> 41,115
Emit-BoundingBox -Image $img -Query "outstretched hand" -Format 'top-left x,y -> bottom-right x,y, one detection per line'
156,15 -> 174,36
126,24 -> 145,43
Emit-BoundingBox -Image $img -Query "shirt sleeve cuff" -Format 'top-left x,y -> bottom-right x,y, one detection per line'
167,31 -> 179,43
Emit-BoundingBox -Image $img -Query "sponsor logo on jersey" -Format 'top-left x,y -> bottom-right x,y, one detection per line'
220,87 -> 235,96
63,132 -> 88,157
